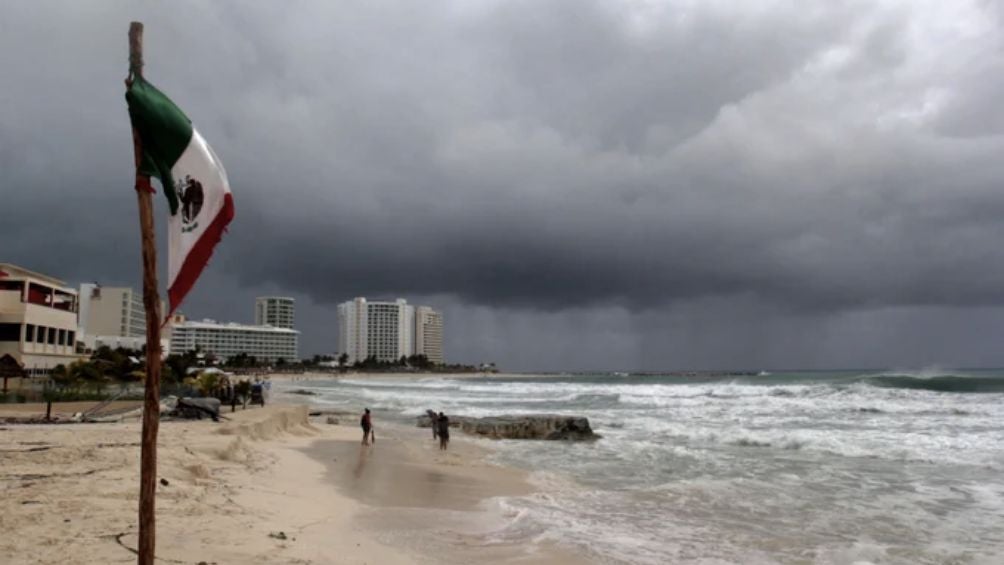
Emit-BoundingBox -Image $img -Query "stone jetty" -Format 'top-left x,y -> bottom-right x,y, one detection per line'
418,413 -> 599,441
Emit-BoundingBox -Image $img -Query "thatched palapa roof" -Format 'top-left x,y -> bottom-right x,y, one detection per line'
0,354 -> 26,379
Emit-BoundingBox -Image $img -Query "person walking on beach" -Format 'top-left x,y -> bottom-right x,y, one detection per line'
437,412 -> 450,450
360,408 -> 374,445
427,409 -> 439,440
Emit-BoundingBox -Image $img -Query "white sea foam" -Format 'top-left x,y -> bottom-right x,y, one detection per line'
277,372 -> 1004,564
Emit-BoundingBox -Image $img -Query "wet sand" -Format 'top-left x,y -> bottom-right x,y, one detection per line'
310,423 -> 585,564
316,426 -> 530,509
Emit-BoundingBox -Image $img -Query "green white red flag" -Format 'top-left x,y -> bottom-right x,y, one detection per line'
125,77 -> 234,317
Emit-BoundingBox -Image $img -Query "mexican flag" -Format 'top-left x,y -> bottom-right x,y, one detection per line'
126,76 -> 234,317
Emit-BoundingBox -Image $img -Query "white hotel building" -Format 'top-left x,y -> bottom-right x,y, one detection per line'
0,263 -> 83,374
255,296 -> 295,329
414,306 -> 444,365
337,297 -> 443,364
78,284 -> 146,339
77,284 -> 170,352
169,319 -> 299,363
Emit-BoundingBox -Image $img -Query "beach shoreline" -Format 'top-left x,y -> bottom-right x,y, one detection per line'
268,370 -> 1004,563
305,421 -> 583,564
0,401 -> 584,564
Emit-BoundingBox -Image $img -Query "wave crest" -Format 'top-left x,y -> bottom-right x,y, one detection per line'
863,375 -> 1004,393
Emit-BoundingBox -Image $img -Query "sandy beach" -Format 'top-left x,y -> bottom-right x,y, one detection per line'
0,402 -> 579,564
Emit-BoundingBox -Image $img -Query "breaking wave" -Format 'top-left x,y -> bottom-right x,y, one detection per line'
278,369 -> 1004,564
860,374 -> 1004,393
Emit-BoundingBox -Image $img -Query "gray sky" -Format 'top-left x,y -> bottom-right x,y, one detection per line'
2,1 -> 1004,371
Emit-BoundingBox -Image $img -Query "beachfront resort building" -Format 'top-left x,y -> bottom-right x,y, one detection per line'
337,298 -> 368,363
78,284 -> 146,339
0,263 -> 83,375
336,297 -> 443,364
414,306 -> 444,365
255,296 -> 295,329
76,283 -> 171,351
169,319 -> 299,363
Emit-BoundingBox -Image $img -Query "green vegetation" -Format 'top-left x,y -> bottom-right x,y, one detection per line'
349,353 -> 480,373
4,344 -> 488,405
8,346 -> 174,403
39,345 -> 148,401
2,345 -> 277,405
223,352 -> 261,368
0,392 -> 28,403
184,371 -> 222,397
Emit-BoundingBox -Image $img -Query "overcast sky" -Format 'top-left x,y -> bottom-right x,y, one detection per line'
2,1 -> 1004,371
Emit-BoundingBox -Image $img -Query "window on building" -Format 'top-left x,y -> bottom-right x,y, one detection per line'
47,328 -> 56,344
0,323 -> 22,342
51,289 -> 76,312
36,326 -> 45,343
25,324 -> 35,342
67,330 -> 75,345
0,280 -> 24,293
27,283 -> 50,306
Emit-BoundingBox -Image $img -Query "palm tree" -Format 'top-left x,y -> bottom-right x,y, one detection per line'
68,360 -> 107,395
50,364 -> 72,386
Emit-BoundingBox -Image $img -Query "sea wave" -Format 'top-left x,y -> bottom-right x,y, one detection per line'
730,437 -> 805,450
860,374 -> 1004,393
279,373 -> 1004,563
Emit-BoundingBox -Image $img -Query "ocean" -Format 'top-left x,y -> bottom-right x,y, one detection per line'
279,370 -> 1004,564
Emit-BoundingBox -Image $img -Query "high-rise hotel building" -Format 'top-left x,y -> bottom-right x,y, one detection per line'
337,297 -> 443,364
255,296 -> 295,329
78,284 -> 147,339
77,284 -> 169,352
414,306 -> 444,365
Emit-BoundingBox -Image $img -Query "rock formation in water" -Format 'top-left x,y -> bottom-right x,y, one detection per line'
416,413 -> 466,428
418,413 -> 598,441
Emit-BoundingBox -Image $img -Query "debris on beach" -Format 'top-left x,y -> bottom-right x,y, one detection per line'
308,408 -> 355,418
306,408 -> 353,425
167,397 -> 222,421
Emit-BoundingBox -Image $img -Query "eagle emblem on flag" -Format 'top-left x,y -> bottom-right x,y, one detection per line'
176,175 -> 205,225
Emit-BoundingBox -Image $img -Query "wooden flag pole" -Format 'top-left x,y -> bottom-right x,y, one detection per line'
126,21 -> 164,565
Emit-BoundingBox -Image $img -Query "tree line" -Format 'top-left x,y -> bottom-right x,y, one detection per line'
34,345 -> 486,402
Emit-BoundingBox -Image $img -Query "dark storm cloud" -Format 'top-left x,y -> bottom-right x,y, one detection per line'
2,0 -> 1004,369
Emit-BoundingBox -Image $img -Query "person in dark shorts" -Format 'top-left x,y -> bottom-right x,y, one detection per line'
437,412 -> 450,450
360,408 -> 374,445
